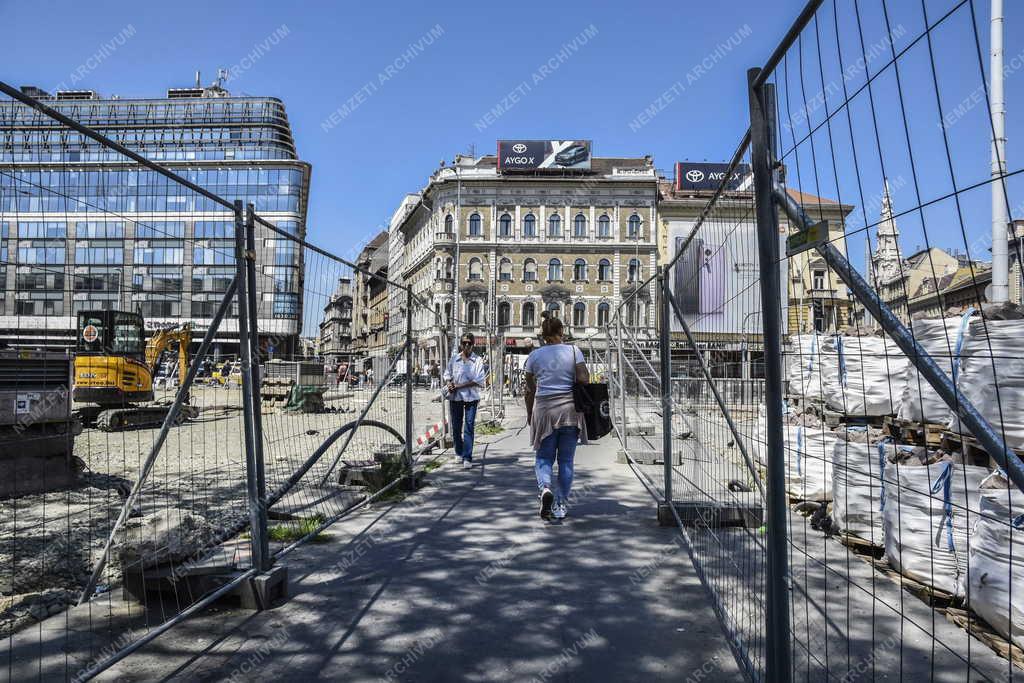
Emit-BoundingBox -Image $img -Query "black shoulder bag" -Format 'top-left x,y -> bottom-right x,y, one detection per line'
571,346 -> 612,439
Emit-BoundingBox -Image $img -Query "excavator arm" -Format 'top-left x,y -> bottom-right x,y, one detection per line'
145,324 -> 193,385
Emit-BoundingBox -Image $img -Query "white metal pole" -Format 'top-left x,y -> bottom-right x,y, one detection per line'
991,0 -> 1009,303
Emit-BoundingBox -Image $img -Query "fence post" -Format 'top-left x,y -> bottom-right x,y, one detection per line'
244,204 -> 270,571
747,68 -> 792,682
658,268 -> 674,516
405,287 -> 415,489
617,316 -> 628,451
235,200 -> 270,574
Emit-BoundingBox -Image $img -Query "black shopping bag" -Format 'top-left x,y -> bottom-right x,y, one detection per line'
574,382 -> 612,440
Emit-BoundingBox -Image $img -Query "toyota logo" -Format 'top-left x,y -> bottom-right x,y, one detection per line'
685,169 -> 705,183
512,143 -> 527,154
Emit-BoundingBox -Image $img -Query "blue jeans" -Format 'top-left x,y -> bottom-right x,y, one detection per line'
535,426 -> 578,503
450,400 -> 478,462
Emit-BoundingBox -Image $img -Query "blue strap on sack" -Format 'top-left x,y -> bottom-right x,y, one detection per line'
796,426 -> 804,476
950,307 -> 975,385
930,462 -> 956,551
876,438 -> 891,511
836,335 -> 848,388
807,335 -> 816,373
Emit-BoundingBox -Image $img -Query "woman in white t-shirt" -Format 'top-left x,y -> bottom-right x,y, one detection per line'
524,313 -> 589,520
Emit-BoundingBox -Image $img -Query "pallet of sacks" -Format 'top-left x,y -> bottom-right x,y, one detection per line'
947,308 -> 1024,453
830,429 -> 892,546
825,334 -> 908,418
880,445 -> 989,598
753,406 -> 834,502
899,314 -> 974,424
784,334 -> 838,409
967,470 -> 1024,650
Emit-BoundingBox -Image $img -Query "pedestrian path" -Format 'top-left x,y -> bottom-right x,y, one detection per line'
105,405 -> 741,682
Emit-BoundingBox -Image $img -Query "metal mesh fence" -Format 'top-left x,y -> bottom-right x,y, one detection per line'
762,1 -> 1024,679
604,1 -> 1024,680
0,82 -> 455,680
0,91 -> 256,680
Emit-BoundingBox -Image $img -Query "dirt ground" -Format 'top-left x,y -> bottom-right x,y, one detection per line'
0,382 -> 464,638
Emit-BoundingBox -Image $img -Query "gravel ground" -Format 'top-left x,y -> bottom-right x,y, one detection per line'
0,382 -> 458,639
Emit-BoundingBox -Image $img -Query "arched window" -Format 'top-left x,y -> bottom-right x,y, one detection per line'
546,302 -> 561,320
573,301 -> 586,327
522,301 -> 536,327
468,257 -> 483,280
435,302 -> 441,323
444,256 -> 454,279
468,301 -> 481,325
598,214 -> 611,237
548,213 -> 561,237
444,301 -> 452,326
523,258 -> 538,282
444,214 -> 453,234
434,257 -> 442,280
498,213 -> 512,238
573,213 -> 587,237
597,302 -> 610,326
469,213 -> 482,236
523,213 -> 536,237
573,258 -> 587,281
626,301 -> 637,327
548,258 -> 562,281
598,258 -> 612,281
499,258 -> 513,282
498,301 -> 511,328
628,213 -> 641,238
628,258 -> 641,282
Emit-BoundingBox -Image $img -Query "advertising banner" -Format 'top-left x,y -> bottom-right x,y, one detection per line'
675,161 -> 752,192
498,140 -> 592,172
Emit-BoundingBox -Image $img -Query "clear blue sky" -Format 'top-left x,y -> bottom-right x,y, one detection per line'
4,0 -> 1022,268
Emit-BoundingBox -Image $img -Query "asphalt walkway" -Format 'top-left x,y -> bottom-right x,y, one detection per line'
104,405 -> 741,682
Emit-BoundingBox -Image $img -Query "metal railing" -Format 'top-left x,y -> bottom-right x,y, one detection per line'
0,80 -> 458,680
603,1 -> 1024,680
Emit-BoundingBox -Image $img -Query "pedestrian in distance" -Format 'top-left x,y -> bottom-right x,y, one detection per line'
444,333 -> 486,469
524,312 -> 589,520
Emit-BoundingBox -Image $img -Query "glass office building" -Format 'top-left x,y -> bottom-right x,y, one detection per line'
0,84 -> 310,355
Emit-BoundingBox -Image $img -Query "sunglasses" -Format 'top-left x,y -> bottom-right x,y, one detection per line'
461,340 -> 473,345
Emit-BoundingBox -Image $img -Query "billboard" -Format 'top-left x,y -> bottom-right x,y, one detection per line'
675,161 -> 752,192
668,219 -> 788,339
497,140 -> 592,172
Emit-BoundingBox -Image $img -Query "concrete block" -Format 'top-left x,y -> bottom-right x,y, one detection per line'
659,501 -> 763,528
237,564 -> 288,611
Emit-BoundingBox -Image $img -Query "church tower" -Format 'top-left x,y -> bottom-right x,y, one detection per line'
873,179 -> 903,284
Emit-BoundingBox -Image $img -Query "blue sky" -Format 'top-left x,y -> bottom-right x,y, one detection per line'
3,0 -> 1022,268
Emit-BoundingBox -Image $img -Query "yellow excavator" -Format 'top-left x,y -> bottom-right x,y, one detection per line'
73,310 -> 196,431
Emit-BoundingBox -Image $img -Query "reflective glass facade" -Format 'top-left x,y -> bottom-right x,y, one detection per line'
0,90 -> 310,351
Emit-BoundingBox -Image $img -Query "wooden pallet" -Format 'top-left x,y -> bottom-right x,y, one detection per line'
835,531 -> 884,558
883,416 -> 945,447
867,556 -> 956,607
944,607 -> 1024,670
940,430 -> 1023,468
